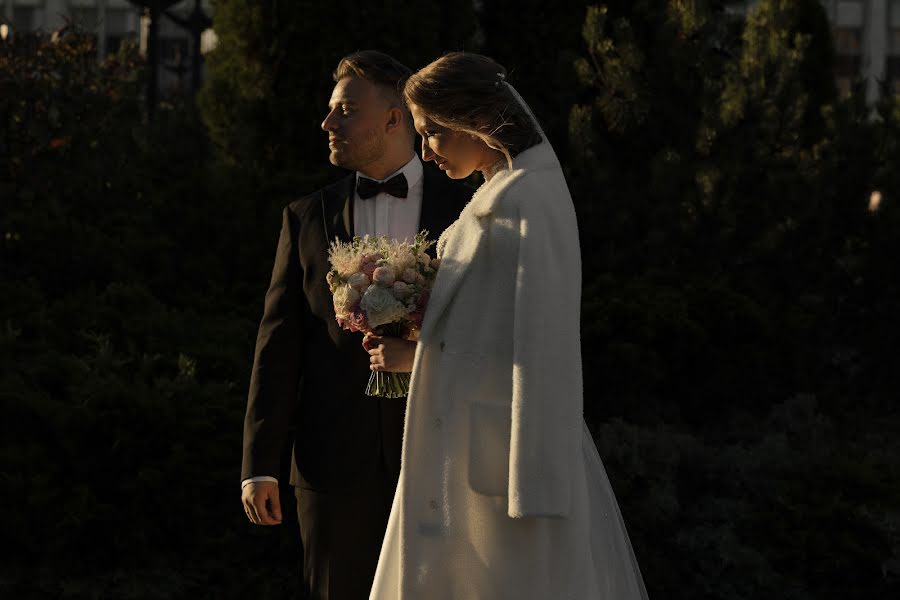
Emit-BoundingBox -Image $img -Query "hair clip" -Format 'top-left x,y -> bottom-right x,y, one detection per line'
494,72 -> 507,87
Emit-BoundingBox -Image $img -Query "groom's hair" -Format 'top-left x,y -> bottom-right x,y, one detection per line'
334,50 -> 414,139
333,50 -> 412,105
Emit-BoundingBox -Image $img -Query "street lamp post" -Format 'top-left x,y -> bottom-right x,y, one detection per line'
163,0 -> 212,97
128,0 -> 181,120
1,23 -> 11,194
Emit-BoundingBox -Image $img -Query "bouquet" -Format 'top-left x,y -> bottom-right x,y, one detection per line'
327,231 -> 440,397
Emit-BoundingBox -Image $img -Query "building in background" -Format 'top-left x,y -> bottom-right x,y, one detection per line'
0,0 -> 216,99
2,1 -> 897,104
888,0 -> 900,94
728,0 -> 900,103
822,0 -> 900,101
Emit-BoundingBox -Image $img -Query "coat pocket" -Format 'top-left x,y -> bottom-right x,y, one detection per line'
468,401 -> 511,497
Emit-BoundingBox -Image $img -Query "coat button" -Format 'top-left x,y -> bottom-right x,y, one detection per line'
439,341 -> 445,351
429,498 -> 439,510
433,417 -> 442,429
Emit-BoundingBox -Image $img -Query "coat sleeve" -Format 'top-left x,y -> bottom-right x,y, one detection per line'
241,205 -> 305,482
507,184 -> 583,519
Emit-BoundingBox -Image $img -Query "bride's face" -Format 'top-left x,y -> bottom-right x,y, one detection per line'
409,103 -> 488,179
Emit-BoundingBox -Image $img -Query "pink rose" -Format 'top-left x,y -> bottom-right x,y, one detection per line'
372,266 -> 395,287
408,289 -> 430,325
416,288 -> 430,309
401,268 -> 417,284
347,309 -> 369,333
361,261 -> 378,278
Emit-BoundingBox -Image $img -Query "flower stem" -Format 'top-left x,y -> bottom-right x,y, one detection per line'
365,371 -> 411,398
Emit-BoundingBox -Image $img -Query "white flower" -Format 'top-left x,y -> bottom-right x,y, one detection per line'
347,272 -> 370,291
360,285 -> 408,328
382,241 -> 417,273
328,242 -> 361,276
332,285 -> 361,319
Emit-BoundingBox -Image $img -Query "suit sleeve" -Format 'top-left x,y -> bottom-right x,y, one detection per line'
241,206 -> 304,482
507,188 -> 583,519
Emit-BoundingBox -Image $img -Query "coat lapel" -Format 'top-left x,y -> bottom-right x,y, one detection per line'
419,151 -> 546,341
419,215 -> 486,342
418,162 -> 481,340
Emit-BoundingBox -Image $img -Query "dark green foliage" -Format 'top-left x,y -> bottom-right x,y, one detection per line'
572,1 -> 900,598
2,1 -> 899,598
477,0 -> 587,165
1,31 -> 300,597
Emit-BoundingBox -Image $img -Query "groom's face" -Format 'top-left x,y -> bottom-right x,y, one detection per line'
321,76 -> 390,172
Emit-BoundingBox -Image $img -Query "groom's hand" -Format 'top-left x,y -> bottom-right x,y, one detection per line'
364,334 -> 416,373
242,481 -> 282,526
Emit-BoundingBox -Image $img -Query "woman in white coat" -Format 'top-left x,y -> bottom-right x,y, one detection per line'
366,52 -> 650,600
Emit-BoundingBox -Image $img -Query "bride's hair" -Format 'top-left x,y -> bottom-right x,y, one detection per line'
403,52 -> 542,169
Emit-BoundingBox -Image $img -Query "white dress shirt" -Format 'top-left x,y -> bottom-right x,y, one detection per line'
241,155 -> 424,490
352,154 -> 423,240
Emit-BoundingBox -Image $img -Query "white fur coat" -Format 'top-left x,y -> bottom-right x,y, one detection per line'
370,141 -> 649,600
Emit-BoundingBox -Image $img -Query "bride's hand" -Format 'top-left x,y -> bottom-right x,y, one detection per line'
364,334 -> 416,373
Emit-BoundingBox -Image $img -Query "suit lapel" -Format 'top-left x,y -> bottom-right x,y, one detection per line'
323,174 -> 355,243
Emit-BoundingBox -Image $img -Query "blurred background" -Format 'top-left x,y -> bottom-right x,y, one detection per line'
1,0 -> 899,598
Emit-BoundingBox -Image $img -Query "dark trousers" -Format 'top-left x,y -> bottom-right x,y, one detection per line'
294,402 -> 404,600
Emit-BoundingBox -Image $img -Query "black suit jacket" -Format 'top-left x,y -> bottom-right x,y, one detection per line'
241,162 -> 471,491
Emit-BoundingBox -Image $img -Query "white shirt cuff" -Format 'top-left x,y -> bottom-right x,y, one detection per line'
242,476 -> 278,489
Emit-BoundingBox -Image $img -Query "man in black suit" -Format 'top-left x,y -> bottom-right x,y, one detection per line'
240,51 -> 470,599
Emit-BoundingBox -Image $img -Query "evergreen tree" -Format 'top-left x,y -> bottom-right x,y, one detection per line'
568,3 -> 900,598
1,30 -> 303,596
568,0 -> 849,422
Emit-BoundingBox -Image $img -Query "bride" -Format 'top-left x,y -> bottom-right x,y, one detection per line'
366,52 -> 650,600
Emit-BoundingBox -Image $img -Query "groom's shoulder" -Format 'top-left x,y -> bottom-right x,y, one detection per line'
422,162 -> 472,207
285,173 -> 354,219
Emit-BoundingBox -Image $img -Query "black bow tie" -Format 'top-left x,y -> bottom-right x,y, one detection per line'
357,173 -> 409,200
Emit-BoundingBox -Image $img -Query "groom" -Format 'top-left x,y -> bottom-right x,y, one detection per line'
240,50 -> 470,599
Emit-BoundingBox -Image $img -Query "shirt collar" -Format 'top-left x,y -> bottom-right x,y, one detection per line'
356,154 -> 423,189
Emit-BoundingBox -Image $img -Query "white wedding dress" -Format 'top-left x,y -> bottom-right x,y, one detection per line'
369,84 -> 650,600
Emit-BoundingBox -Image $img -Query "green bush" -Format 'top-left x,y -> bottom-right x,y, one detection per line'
571,2 -> 900,597
1,30 -> 301,597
